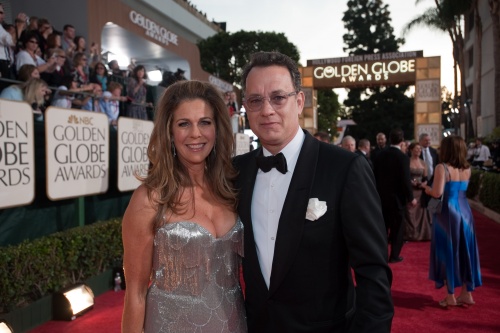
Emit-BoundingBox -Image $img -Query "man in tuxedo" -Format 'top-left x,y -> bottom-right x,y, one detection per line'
373,129 -> 416,263
356,139 -> 373,170
370,132 -> 387,163
233,51 -> 393,333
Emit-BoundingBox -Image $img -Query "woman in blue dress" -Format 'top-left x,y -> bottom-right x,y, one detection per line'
424,135 -> 482,308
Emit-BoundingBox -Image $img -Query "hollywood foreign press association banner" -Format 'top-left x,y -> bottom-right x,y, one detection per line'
117,117 -> 153,192
0,100 -> 35,209
45,107 -> 109,200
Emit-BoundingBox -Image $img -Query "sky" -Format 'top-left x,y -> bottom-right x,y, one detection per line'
192,0 -> 455,96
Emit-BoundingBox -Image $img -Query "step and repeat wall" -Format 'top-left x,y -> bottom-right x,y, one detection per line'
0,101 -> 153,246
0,101 -> 249,246
1,103 -> 153,210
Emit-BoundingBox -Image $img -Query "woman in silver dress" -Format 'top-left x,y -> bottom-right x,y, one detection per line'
122,80 -> 247,333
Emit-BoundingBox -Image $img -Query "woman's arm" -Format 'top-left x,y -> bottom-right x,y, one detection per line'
122,185 -> 156,333
424,163 -> 445,198
37,56 -> 57,73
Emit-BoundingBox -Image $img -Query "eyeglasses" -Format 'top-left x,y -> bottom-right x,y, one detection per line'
244,91 -> 298,112
28,40 -> 38,44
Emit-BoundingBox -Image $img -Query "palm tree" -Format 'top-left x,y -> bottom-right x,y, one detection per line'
403,0 -> 474,136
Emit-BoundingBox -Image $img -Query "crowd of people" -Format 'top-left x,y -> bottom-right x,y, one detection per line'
0,7 -> 159,124
316,129 -> 483,309
1,7 -> 488,330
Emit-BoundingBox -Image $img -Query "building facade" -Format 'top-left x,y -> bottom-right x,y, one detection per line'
463,0 -> 499,138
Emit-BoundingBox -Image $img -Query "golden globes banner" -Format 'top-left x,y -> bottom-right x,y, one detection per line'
0,100 -> 35,209
234,133 -> 250,156
117,117 -> 153,192
45,108 -> 109,200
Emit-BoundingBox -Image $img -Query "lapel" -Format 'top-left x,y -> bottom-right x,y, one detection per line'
237,147 -> 269,292
268,131 -> 319,296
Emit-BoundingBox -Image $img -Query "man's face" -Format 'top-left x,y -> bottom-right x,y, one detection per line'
65,27 -> 75,39
244,65 -> 304,154
377,134 -> 386,148
342,139 -> 356,152
39,23 -> 51,33
0,6 -> 5,23
361,142 -> 370,153
420,135 -> 431,148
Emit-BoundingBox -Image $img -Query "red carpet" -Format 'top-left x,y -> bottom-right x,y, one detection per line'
29,210 -> 500,333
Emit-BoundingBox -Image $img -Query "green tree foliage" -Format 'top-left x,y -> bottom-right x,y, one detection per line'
404,0 -> 476,138
197,30 -> 300,87
317,89 -> 342,137
342,0 -> 414,142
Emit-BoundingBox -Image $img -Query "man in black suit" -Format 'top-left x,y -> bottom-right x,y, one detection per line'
418,133 -> 439,206
370,132 -> 387,163
233,51 -> 393,333
373,129 -> 416,263
356,138 -> 373,170
418,133 -> 439,182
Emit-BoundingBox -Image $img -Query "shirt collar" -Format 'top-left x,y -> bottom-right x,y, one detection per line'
262,127 -> 304,173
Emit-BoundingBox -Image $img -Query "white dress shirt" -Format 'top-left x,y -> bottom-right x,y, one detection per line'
473,144 -> 491,162
0,25 -> 14,61
423,147 -> 434,178
251,128 -> 305,288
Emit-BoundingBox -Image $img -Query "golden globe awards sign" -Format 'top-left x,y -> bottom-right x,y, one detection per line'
117,117 -> 153,192
0,100 -> 35,209
309,51 -> 422,88
234,133 -> 250,156
45,108 -> 109,200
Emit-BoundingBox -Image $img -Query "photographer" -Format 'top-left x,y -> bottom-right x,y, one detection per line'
472,137 -> 491,167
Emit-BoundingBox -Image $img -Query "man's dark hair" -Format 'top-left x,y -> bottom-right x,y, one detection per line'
63,24 -> 74,31
389,129 -> 404,145
314,132 -> 330,142
358,138 -> 370,149
241,51 -> 301,93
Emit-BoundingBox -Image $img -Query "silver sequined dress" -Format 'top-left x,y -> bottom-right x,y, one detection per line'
144,219 -> 247,333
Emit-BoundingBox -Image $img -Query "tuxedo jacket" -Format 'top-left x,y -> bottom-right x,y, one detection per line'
233,131 -> 393,333
370,146 -> 387,163
373,147 -> 413,211
355,150 -> 373,170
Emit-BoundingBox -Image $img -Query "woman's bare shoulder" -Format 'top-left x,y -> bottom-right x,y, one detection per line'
125,184 -> 157,218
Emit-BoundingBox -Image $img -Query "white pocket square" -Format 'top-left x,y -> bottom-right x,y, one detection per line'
306,198 -> 327,221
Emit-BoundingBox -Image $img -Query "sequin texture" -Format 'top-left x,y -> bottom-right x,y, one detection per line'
144,219 -> 247,333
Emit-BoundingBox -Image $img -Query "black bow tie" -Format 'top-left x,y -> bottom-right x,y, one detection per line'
255,152 -> 288,174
